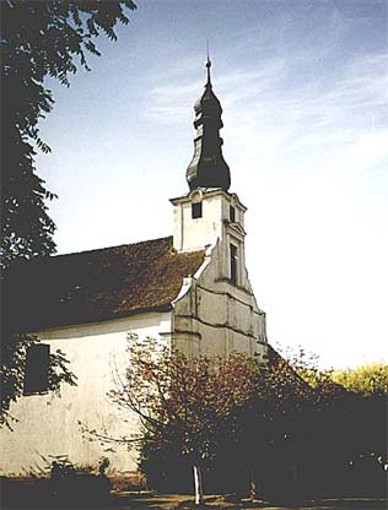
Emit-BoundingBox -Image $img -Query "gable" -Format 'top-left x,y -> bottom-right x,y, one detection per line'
2,236 -> 205,333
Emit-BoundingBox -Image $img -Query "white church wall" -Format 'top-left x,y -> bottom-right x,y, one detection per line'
0,312 -> 172,477
171,189 -> 247,253
173,236 -> 268,361
197,285 -> 227,325
171,191 -> 222,252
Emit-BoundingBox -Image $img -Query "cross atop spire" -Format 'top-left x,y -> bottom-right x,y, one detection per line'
205,56 -> 212,86
185,59 -> 231,192
205,41 -> 212,86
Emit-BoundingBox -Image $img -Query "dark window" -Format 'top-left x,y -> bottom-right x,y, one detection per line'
230,244 -> 238,285
192,202 -> 202,219
24,344 -> 50,395
230,205 -> 236,222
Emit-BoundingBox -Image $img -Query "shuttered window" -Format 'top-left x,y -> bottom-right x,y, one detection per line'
24,344 -> 50,395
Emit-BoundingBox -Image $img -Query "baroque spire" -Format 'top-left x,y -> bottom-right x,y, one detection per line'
186,58 -> 231,191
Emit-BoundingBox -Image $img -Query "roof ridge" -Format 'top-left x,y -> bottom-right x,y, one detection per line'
46,235 -> 174,260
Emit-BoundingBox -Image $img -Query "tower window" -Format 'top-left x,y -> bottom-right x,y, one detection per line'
229,205 -> 236,222
230,244 -> 238,285
24,344 -> 50,395
192,202 -> 202,219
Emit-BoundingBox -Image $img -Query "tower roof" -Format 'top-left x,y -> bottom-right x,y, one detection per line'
193,57 -> 221,115
186,58 -> 231,191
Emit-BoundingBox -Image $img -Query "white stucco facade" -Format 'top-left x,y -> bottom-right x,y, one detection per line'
0,313 -> 172,476
0,187 -> 268,477
171,188 -> 267,361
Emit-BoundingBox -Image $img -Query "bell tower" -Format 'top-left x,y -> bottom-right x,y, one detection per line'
170,58 -> 268,359
171,59 -> 248,285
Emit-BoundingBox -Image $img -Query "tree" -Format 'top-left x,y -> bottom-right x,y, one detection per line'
1,0 -> 137,269
280,351 -> 388,499
330,363 -> 388,496
109,336 -> 387,501
109,334 -> 262,505
332,363 -> 388,396
0,333 -> 77,429
0,0 -> 137,426
109,339 -> 324,502
232,346 -> 320,500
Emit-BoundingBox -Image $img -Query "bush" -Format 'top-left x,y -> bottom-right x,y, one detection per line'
1,457 -> 112,509
50,457 -> 112,508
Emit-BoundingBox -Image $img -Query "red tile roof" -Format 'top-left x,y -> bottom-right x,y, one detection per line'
3,236 -> 205,333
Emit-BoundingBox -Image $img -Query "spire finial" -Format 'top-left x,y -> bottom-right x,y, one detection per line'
205,40 -> 212,86
186,55 -> 231,192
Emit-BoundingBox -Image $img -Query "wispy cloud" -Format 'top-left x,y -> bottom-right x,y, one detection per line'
142,46 -> 387,184
221,49 -> 387,174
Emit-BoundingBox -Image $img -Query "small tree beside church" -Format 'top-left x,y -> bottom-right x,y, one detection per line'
109,334 -> 262,505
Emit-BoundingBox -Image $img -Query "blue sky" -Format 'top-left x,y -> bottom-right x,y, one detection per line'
36,0 -> 387,368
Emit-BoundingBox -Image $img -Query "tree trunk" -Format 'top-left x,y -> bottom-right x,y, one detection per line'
250,468 -> 257,501
193,463 -> 203,506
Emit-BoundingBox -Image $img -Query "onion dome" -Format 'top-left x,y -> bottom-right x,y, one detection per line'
186,58 -> 231,191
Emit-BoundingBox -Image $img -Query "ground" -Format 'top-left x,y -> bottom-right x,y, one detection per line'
1,480 -> 386,510
110,493 -> 387,510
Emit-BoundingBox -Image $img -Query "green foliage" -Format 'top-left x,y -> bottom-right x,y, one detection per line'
0,0 -> 136,427
46,454 -> 110,477
2,455 -> 112,509
0,334 -> 77,429
1,0 -> 136,269
118,339 -> 386,499
332,363 -> 388,396
109,337 -> 318,496
110,334 -> 262,469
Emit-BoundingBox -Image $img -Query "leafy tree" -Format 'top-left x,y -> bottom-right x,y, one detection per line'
0,333 -> 77,429
109,338 -> 327,501
109,334 -> 263,505
133,342 -> 387,501
332,363 -> 388,396
0,0 -> 136,426
329,363 -> 388,495
107,335 -> 387,501
1,0 -> 137,269
231,346 -> 320,500
278,352 -> 388,499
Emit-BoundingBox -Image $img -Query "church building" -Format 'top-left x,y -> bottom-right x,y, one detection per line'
0,60 -> 268,477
